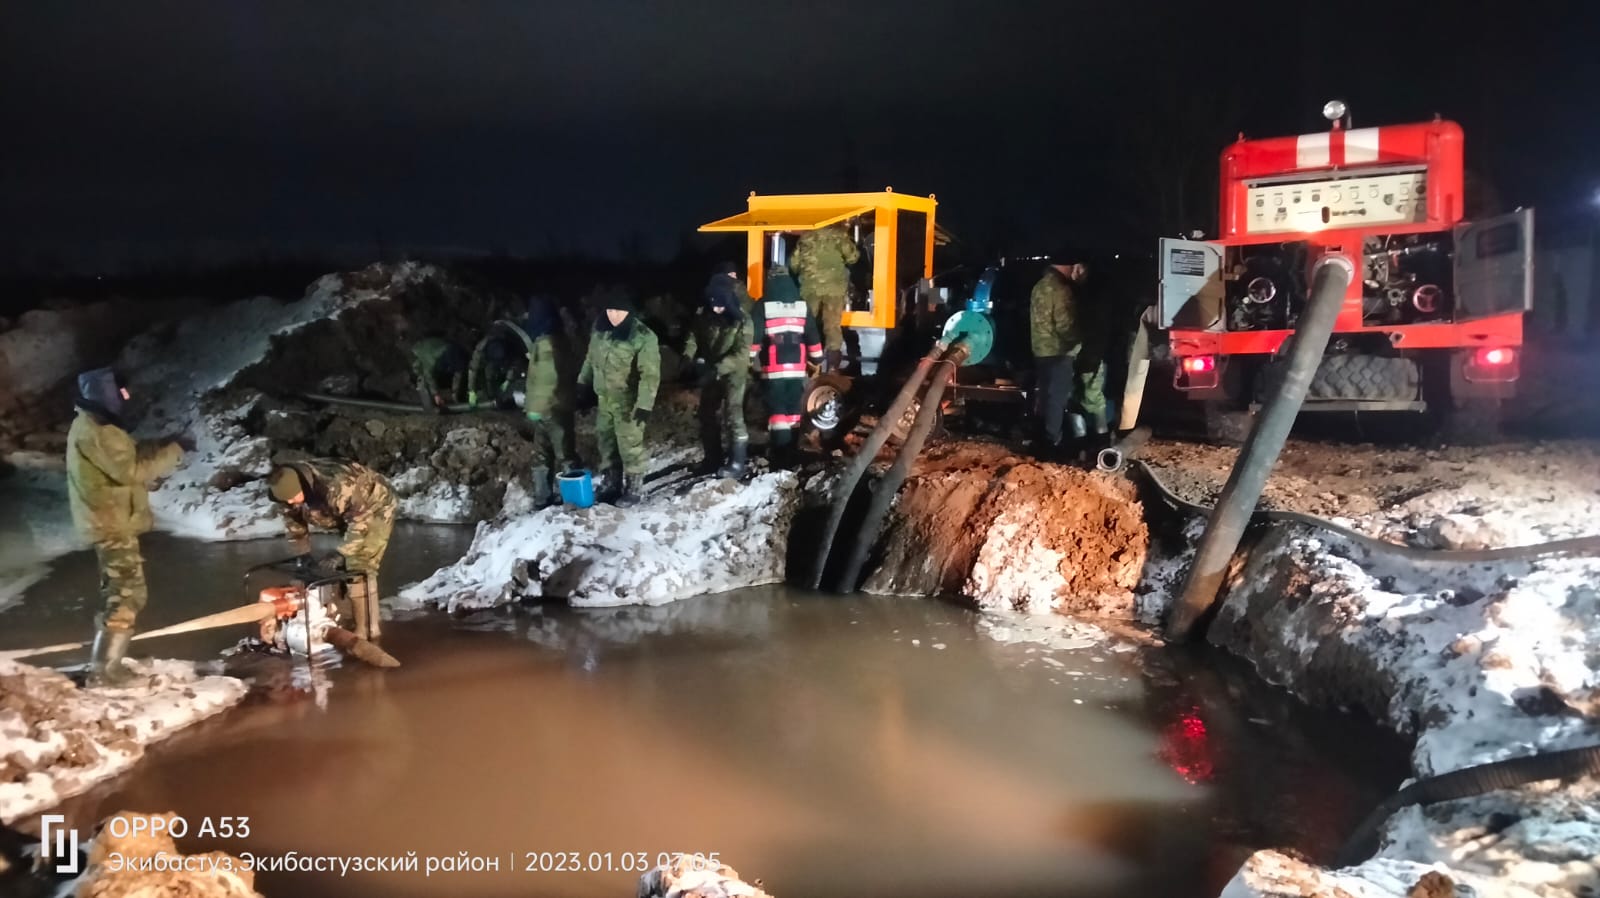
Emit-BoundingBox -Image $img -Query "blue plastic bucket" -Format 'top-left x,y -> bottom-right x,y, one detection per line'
557,469 -> 595,508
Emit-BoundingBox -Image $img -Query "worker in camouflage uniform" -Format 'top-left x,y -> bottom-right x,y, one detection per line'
1030,259 -> 1107,457
266,459 -> 396,642
410,335 -> 469,411
469,297 -> 576,506
752,264 -> 823,468
685,267 -> 756,478
466,332 -> 524,410
789,223 -> 860,372
706,260 -> 754,319
66,368 -> 186,687
577,293 -> 660,508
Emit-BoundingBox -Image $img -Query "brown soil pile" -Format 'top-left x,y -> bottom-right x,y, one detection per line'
860,440 -> 1149,617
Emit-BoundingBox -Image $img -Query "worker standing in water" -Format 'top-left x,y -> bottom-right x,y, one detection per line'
1030,258 -> 1107,458
66,368 -> 187,687
266,459 -> 396,642
685,265 -> 755,478
752,264 -> 823,468
410,335 -> 469,411
577,294 -> 660,508
789,222 -> 859,373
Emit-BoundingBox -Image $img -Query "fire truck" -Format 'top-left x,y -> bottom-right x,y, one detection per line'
1157,102 -> 1533,438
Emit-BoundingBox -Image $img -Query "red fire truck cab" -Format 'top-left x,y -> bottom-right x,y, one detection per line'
1157,104 -> 1533,436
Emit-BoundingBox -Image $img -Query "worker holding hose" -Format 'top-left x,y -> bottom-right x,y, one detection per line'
751,264 -> 823,468
66,368 -> 188,687
685,266 -> 755,478
266,459 -> 396,642
1030,258 -> 1107,458
409,335 -> 469,412
789,223 -> 860,373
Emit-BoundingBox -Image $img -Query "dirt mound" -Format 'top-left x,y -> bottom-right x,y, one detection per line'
860,440 -> 1149,617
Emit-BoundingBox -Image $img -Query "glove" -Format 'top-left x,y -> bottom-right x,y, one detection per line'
467,390 -> 479,409
525,410 -> 543,422
633,407 -> 651,425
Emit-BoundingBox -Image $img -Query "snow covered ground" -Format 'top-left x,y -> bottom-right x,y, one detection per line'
1131,437 -> 1600,898
0,658 -> 246,823
128,263 -> 436,539
399,471 -> 800,612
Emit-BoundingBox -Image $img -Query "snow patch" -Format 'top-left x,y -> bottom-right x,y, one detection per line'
399,472 -> 798,612
0,657 -> 246,823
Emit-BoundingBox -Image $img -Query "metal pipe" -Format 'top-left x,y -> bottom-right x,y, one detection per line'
833,349 -> 964,592
1164,255 -> 1355,642
303,392 -> 475,414
807,342 -> 946,589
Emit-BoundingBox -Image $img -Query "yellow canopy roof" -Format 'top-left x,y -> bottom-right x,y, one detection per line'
698,205 -> 874,233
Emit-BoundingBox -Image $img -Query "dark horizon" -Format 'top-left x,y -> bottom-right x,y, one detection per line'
4,0 -> 1599,274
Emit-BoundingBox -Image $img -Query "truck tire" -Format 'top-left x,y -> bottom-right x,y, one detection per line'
802,374 -> 855,435
1259,353 -> 1420,402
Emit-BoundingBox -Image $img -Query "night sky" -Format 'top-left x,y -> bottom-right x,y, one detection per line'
3,1 -> 1598,271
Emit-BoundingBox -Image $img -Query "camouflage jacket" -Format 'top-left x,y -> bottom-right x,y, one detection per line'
682,308 -> 754,378
280,458 -> 396,546
66,409 -> 183,542
789,225 -> 860,298
411,337 -> 466,397
468,328 -> 572,419
578,318 -> 661,411
1029,267 -> 1082,357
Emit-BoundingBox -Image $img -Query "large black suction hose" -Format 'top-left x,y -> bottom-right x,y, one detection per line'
1335,744 -> 1600,867
1165,255 -> 1355,642
808,343 -> 946,589
832,345 -> 967,593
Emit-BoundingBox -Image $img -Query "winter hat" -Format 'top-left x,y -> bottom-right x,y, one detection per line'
524,295 -> 557,338
267,466 -> 304,503
76,367 -> 124,416
714,260 -> 740,277
602,292 -> 637,314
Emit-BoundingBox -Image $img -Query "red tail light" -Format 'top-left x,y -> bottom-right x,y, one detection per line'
1464,346 -> 1518,383
1175,355 -> 1220,390
1476,347 -> 1512,367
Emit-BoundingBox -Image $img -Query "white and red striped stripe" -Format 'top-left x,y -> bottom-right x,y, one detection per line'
1293,126 -> 1392,169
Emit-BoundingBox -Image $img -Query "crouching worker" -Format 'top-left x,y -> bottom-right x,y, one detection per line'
66,368 -> 186,687
685,271 -> 754,478
577,294 -> 660,508
266,459 -> 396,641
752,264 -> 822,467
410,336 -> 469,412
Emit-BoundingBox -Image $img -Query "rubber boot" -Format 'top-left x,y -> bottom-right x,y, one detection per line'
530,466 -> 556,508
348,577 -> 370,643
614,473 -> 644,508
1085,413 -> 1112,454
87,628 -> 136,688
363,572 -> 382,642
824,349 -> 844,375
718,440 -> 749,479
768,433 -> 795,470
597,466 -> 623,503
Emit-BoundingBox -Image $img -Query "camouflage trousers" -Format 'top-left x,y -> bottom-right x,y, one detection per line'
699,369 -> 749,458
94,535 -> 148,631
337,499 -> 395,600
596,397 -> 649,475
803,291 -> 846,353
521,411 -> 575,472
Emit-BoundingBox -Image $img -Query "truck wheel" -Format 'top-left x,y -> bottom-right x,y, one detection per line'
1203,401 -> 1254,446
1434,398 -> 1503,445
1259,353 -> 1420,401
802,374 -> 855,435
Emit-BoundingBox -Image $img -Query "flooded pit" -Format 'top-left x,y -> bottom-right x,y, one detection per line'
3,527 -> 1406,897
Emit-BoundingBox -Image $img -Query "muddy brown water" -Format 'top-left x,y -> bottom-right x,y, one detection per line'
3,526 -> 1407,898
